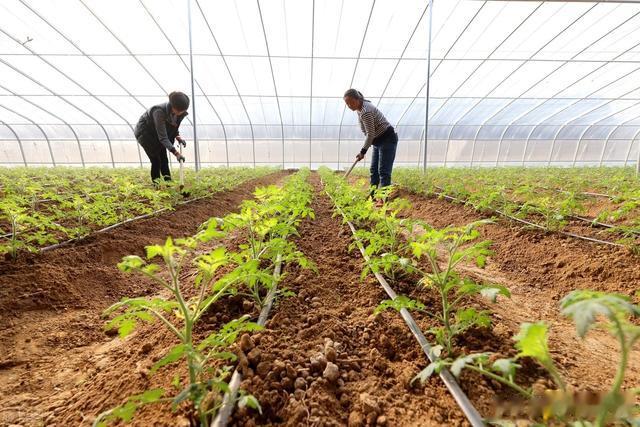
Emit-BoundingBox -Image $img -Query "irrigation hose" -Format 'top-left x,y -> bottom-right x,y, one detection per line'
431,190 -> 625,248
39,193 -> 213,252
324,188 -> 485,427
429,185 -> 639,234
212,253 -> 283,427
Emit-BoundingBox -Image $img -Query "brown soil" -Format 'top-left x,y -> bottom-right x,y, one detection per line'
3,171 -> 637,426
230,175 -> 518,427
0,171 -> 286,427
399,188 -> 640,394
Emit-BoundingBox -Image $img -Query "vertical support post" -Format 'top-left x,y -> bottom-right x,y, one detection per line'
187,0 -> 200,171
546,136 -> 556,166
598,139 -> 608,167
571,139 -> 581,167
470,133 -> 477,167
624,130 -> 639,168
309,0 -> 315,169
636,139 -> 640,176
423,0 -> 434,172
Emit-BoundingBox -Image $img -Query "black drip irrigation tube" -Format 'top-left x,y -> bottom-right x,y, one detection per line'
427,187 -> 626,248
323,186 -> 486,427
212,254 -> 283,427
39,193 -> 214,252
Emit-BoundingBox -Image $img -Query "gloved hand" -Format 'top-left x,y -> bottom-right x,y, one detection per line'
175,152 -> 185,163
176,136 -> 187,147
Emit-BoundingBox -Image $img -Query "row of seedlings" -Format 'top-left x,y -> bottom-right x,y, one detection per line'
321,167 -> 640,426
95,169 -> 315,427
391,168 -> 640,246
0,167 -> 275,259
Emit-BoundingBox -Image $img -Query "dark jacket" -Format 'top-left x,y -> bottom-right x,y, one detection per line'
134,102 -> 188,155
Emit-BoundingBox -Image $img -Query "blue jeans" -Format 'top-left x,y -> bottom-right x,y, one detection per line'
370,129 -> 398,187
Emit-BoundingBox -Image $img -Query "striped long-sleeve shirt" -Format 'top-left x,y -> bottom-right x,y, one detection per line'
357,100 -> 391,155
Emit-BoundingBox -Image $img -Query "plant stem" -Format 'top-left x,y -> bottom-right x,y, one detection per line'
465,365 -> 532,399
148,308 -> 184,341
595,316 -> 629,427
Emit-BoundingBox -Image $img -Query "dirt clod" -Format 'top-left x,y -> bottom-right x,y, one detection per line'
294,377 -> 307,390
323,362 -> 340,383
239,334 -> 254,353
247,347 -> 261,365
359,393 -> 380,415
348,410 -> 365,427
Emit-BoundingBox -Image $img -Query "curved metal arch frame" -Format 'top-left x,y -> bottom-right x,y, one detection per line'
397,1 -> 487,166
394,0 -> 464,129
504,9 -> 640,166
600,113 -> 640,166
623,127 -> 640,169
544,62 -> 640,166
197,0 -> 260,168
375,2 -> 431,107
438,2 -> 543,166
0,56 -> 115,167
0,82 -> 85,167
309,0 -> 315,169
0,103 -> 55,165
138,0 -> 229,169
256,0 -> 285,169
461,5 -> 640,167
18,0 -> 144,167
572,100 -> 640,166
462,3 -> 599,167
336,0 -> 376,170
0,27 -> 132,167
0,120 -> 26,166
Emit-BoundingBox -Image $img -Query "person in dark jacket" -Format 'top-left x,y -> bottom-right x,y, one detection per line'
134,91 -> 189,184
344,89 -> 398,190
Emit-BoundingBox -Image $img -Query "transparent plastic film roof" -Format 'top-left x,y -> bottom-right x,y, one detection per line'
2,0 -> 640,168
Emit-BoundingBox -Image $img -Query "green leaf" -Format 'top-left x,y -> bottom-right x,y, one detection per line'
135,388 -> 164,404
411,361 -> 444,385
145,244 -> 165,260
480,285 -> 511,302
171,374 -> 181,389
428,345 -> 443,360
238,394 -> 262,414
374,295 -> 425,315
450,353 -> 492,377
492,358 -> 519,379
560,290 -> 640,338
118,255 -> 145,272
514,322 -> 551,365
151,344 -> 186,373
475,255 -> 486,268
114,318 -> 136,338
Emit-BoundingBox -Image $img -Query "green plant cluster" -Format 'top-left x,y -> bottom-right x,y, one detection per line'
320,167 -> 506,357
0,167 -> 275,258
321,167 -> 639,426
383,167 -> 640,241
96,169 -> 315,427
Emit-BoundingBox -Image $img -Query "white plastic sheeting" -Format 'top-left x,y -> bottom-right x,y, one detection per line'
2,0 -> 640,167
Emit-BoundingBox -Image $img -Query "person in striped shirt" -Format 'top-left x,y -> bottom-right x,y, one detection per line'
344,89 -> 398,192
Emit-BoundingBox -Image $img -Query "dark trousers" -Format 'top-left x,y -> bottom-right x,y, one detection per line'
139,138 -> 171,183
370,127 -> 398,187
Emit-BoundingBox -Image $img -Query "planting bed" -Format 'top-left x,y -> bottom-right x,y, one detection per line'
396,186 -> 640,392
1,169 -> 638,426
0,171 -> 286,426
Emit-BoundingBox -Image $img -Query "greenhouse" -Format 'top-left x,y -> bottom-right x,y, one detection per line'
1,0 -> 639,426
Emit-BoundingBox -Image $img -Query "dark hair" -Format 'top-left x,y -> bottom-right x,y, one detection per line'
343,88 -> 368,102
169,91 -> 190,111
